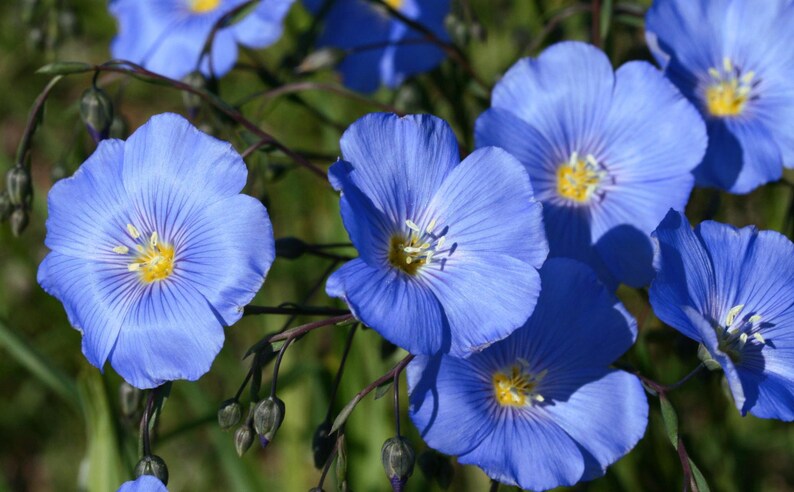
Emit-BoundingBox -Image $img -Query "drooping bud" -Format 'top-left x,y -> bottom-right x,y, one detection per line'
312,419 -> 334,468
119,381 -> 142,418
336,433 -> 348,491
6,166 -> 32,207
253,396 -> 285,447
234,423 -> 255,457
134,455 -> 169,486
181,72 -> 206,119
0,192 -> 12,222
381,436 -> 415,492
109,114 -> 128,139
79,87 -> 114,142
10,208 -> 29,237
418,450 -> 454,489
275,237 -> 308,260
217,398 -> 242,431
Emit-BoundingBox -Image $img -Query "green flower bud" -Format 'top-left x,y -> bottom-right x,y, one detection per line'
381,436 -> 415,492
217,399 -> 242,431
0,192 -> 12,222
134,455 -> 169,486
335,433 -> 348,490
234,424 -> 255,457
6,166 -> 32,207
119,381 -> 142,418
80,87 -> 114,142
181,72 -> 206,119
10,208 -> 29,237
253,396 -> 285,447
109,114 -> 128,139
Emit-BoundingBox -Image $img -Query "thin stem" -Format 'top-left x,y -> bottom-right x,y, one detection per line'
140,388 -> 157,457
356,354 -> 414,402
393,368 -> 401,437
325,325 -> 358,422
269,336 -> 296,398
236,81 -> 402,115
233,360 -> 255,401
266,314 -> 354,344
243,305 -> 350,317
665,363 -> 705,392
317,435 -> 340,489
528,3 -> 591,54
592,0 -> 602,48
489,479 -> 500,492
16,75 -> 64,167
196,0 -> 257,79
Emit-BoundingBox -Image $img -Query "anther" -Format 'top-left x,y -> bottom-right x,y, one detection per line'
113,246 -> 129,254
127,223 -> 141,239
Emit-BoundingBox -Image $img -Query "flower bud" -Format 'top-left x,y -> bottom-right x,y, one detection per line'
0,192 -> 12,222
336,433 -> 348,489
381,436 -> 415,492
296,47 -> 344,74
253,396 -> 285,447
275,237 -> 308,260
418,450 -> 454,489
181,72 -> 206,119
312,420 -> 334,468
109,114 -> 128,139
80,87 -> 114,142
6,166 -> 32,207
234,424 -> 255,457
134,455 -> 169,486
10,208 -> 29,237
217,398 -> 242,431
119,381 -> 142,418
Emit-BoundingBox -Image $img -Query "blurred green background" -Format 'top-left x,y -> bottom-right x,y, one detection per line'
1,0 -> 793,491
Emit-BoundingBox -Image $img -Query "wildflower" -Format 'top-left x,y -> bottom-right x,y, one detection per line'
38,113 -> 275,389
475,41 -> 707,289
407,259 -> 648,490
307,0 -> 449,92
650,210 -> 794,420
109,0 -> 296,79
117,475 -> 167,492
646,0 -> 794,193
327,113 -> 548,357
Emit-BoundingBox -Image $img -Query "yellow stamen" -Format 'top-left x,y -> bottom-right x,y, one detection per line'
190,0 -> 221,13
384,0 -> 404,9
492,364 -> 546,407
556,153 -> 605,203
705,59 -> 755,117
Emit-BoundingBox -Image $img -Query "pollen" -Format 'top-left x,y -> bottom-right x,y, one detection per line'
388,219 -> 445,275
556,152 -> 607,203
492,362 -> 546,407
705,58 -> 757,117
384,0 -> 405,9
190,0 -> 221,13
117,225 -> 176,283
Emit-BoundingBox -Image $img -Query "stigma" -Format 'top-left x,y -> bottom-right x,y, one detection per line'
388,219 -> 446,275
705,58 -> 758,117
190,0 -> 221,14
556,152 -> 608,203
113,224 -> 175,283
492,360 -> 546,407
714,304 -> 765,362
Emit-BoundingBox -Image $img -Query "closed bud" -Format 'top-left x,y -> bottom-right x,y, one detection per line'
80,87 -> 114,142
275,237 -> 308,260
444,14 -> 470,46
418,450 -> 454,489
181,72 -> 206,119
134,455 -> 169,486
312,420 -> 334,468
381,436 -> 415,492
119,381 -> 142,418
335,433 -> 348,490
296,47 -> 344,74
309,488 -> 325,492
253,396 -> 285,447
234,424 -> 255,457
6,166 -> 32,207
217,398 -> 242,431
10,208 -> 29,237
109,114 -> 128,139
0,192 -> 11,222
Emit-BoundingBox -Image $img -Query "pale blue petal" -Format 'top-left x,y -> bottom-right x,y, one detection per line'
117,475 -> 168,492
232,0 -> 295,48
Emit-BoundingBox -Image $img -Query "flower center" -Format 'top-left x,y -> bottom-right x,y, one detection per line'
113,224 -> 175,284
712,304 -> 766,363
705,58 -> 757,117
556,152 -> 607,203
492,360 -> 546,407
388,219 -> 445,275
384,0 -> 404,8
190,0 -> 221,13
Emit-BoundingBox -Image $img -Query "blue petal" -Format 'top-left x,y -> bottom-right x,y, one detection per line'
232,0 -> 295,48
108,276 -> 224,389
110,0 -> 173,66
736,369 -> 794,421
649,210 -> 715,342
407,355 -> 496,456
542,370 -> 648,480
338,113 -> 459,222
490,42 -> 615,154
117,475 -> 168,492
426,146 -> 548,267
173,194 -> 275,325
644,0 -> 724,72
326,259 -> 446,354
594,225 -> 655,288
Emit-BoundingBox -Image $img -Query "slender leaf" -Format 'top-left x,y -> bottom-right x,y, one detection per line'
331,394 -> 362,433
659,394 -> 679,447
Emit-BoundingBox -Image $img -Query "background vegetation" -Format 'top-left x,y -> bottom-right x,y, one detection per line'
1,0 -> 793,490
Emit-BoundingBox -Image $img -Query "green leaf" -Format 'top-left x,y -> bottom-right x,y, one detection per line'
600,0 -> 614,41
373,379 -> 393,400
331,394 -> 362,433
36,61 -> 92,75
659,394 -> 679,447
688,458 -> 711,492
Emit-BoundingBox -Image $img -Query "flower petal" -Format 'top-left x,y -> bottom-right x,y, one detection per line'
117,475 -> 168,492
233,0 -> 295,48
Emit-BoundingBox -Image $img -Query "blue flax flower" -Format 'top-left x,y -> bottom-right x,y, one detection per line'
110,0 -> 296,80
646,0 -> 794,193
408,259 -> 648,490
117,476 -> 167,492
650,210 -> 794,420
38,113 -> 275,389
475,41 -> 707,289
326,113 -> 548,357
307,0 -> 449,92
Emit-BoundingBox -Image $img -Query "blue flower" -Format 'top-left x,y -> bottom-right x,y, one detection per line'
407,259 -> 648,490
646,0 -> 794,194
475,41 -> 707,289
117,476 -> 168,492
38,113 -> 275,389
650,210 -> 794,420
306,0 -> 449,92
326,113 -> 548,357
110,0 -> 296,80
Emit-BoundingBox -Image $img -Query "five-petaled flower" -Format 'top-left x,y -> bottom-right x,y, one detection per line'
38,113 -> 275,389
650,210 -> 794,420
110,0 -> 296,80
408,259 -> 648,490
475,41 -> 707,289
326,113 -> 548,357
646,0 -> 794,193
306,0 -> 449,92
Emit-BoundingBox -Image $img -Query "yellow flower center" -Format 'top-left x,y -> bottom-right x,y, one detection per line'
388,219 -> 445,275
713,304 -> 766,363
556,152 -> 606,203
384,0 -> 405,8
190,0 -> 221,14
113,224 -> 176,284
492,361 -> 546,407
705,58 -> 756,117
